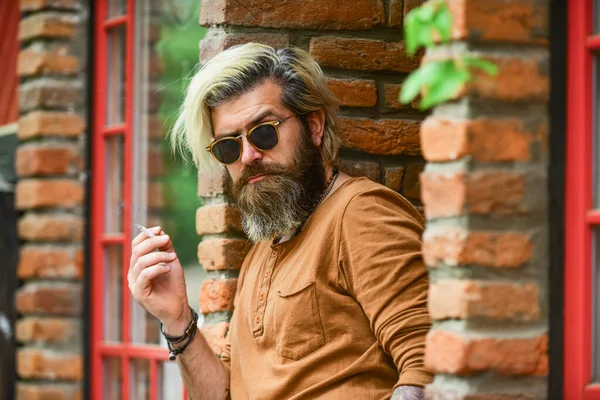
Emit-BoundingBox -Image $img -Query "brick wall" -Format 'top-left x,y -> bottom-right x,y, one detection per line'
14,0 -> 87,398
420,0 -> 550,398
195,0 -> 427,355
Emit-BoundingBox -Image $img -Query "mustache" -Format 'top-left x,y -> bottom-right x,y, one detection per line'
235,162 -> 289,189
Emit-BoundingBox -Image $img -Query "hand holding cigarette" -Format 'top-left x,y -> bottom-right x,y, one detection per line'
128,225 -> 191,335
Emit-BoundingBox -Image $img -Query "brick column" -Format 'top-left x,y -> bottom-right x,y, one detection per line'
419,1 -> 549,398
196,0 -> 427,353
14,0 -> 88,398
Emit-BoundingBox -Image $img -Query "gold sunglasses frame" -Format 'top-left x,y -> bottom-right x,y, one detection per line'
206,115 -> 294,165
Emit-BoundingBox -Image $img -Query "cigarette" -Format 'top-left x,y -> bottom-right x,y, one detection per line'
136,223 -> 156,238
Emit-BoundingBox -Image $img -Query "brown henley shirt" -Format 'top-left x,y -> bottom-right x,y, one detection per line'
220,177 -> 433,399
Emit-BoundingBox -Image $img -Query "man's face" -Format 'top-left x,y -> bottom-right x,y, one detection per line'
210,80 -> 326,242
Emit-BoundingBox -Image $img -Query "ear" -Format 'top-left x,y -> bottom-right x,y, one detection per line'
307,109 -> 326,147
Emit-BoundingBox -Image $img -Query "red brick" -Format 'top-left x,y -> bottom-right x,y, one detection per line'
200,30 -> 290,62
15,179 -> 84,210
310,37 -> 419,73
200,0 -> 384,30
337,117 -> 421,156
383,83 -> 419,109
198,168 -> 231,197
384,167 -> 404,192
197,238 -> 252,271
429,280 -> 541,321
196,204 -> 242,235
448,0 -> 548,44
16,317 -> 79,344
326,78 -> 377,108
17,348 -> 82,381
147,182 -> 164,210
199,279 -> 237,314
19,111 -> 85,140
403,163 -> 424,200
16,144 -> 81,177
20,0 -> 81,11
18,213 -> 83,241
18,48 -> 80,77
19,12 -> 78,41
18,245 -> 83,279
148,146 -> 164,178
420,171 -> 526,218
20,79 -> 81,112
148,115 -> 165,140
425,330 -> 548,376
15,282 -> 82,315
404,0 -> 423,17
17,383 -> 82,400
423,227 -> 533,268
200,322 -> 230,356
388,0 -> 403,27
338,159 -> 380,182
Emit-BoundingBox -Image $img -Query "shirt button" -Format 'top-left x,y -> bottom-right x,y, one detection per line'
255,315 -> 260,323
271,251 -> 277,258
260,292 -> 265,300
264,270 -> 270,278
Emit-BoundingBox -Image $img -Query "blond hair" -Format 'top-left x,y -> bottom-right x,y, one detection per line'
170,43 -> 340,175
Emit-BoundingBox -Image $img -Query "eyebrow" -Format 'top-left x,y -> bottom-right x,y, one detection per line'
214,110 -> 280,140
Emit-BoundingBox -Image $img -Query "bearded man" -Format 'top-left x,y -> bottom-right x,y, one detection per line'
128,44 -> 433,400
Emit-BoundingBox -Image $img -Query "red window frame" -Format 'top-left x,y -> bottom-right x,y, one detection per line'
565,1 -> 600,399
90,1 -> 186,399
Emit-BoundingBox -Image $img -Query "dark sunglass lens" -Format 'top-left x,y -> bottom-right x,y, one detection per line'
250,125 -> 278,150
212,139 -> 241,164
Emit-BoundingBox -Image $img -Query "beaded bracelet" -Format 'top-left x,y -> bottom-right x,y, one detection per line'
160,307 -> 199,359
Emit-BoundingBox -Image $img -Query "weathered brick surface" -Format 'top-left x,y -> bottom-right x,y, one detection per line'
19,111 -> 85,140
15,283 -> 82,315
448,0 -> 548,44
200,322 -> 230,356
429,280 -> 541,321
420,171 -> 526,218
425,331 -> 548,376
17,348 -> 82,381
16,144 -> 81,177
17,382 -> 82,400
199,279 -> 238,314
310,37 -> 419,73
196,204 -> 242,235
198,168 -> 231,197
423,228 -> 533,268
420,117 -> 547,162
383,83 -> 419,109
338,117 -> 421,156
326,78 -> 377,108
146,182 -> 164,209
16,317 -> 79,344
200,0 -> 385,30
18,213 -> 83,241
20,0 -> 81,11
15,179 -> 84,210
197,238 -> 252,271
388,0 -> 403,27
384,167 -> 404,192
338,160 -> 380,182
18,48 -> 80,77
20,79 -> 82,112
403,163 -> 424,200
18,246 -> 83,279
200,30 -> 290,62
19,12 -> 78,41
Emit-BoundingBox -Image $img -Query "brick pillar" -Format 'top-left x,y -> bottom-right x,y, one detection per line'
14,0 -> 87,398
419,1 -> 549,398
196,0 -> 426,352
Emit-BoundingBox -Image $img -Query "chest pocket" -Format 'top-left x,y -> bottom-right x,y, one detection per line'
275,281 -> 325,360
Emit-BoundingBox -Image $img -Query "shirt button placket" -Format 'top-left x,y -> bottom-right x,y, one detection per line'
253,250 -> 278,337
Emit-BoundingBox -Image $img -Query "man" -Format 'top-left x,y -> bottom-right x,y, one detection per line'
128,44 -> 433,399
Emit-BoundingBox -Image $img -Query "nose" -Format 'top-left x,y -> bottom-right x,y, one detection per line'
239,135 -> 263,165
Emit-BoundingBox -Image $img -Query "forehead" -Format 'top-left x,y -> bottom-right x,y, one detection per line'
211,81 -> 287,137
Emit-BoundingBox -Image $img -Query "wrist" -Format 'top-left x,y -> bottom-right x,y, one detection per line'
162,307 -> 193,337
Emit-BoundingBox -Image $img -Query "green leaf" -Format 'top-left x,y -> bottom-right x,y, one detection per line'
420,61 -> 469,109
404,11 -> 421,56
432,5 -> 452,42
415,3 -> 436,22
463,57 -> 499,76
400,68 -> 426,104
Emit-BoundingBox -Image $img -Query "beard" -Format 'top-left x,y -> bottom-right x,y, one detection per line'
231,131 -> 326,243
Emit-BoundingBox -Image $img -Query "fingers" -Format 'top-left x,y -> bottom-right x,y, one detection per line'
130,264 -> 171,299
130,233 -> 171,267
132,226 -> 162,248
129,250 -> 177,283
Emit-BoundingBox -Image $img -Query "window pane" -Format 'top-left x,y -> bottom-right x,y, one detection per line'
158,361 -> 184,400
107,26 -> 126,125
130,0 -> 205,344
104,246 -> 123,341
108,0 -> 127,18
130,359 -> 150,400
105,136 -> 124,234
104,357 -> 122,400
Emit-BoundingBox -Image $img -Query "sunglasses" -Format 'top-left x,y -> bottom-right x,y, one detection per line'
206,115 -> 295,165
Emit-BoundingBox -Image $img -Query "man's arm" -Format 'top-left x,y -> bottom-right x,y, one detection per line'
391,386 -> 424,400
